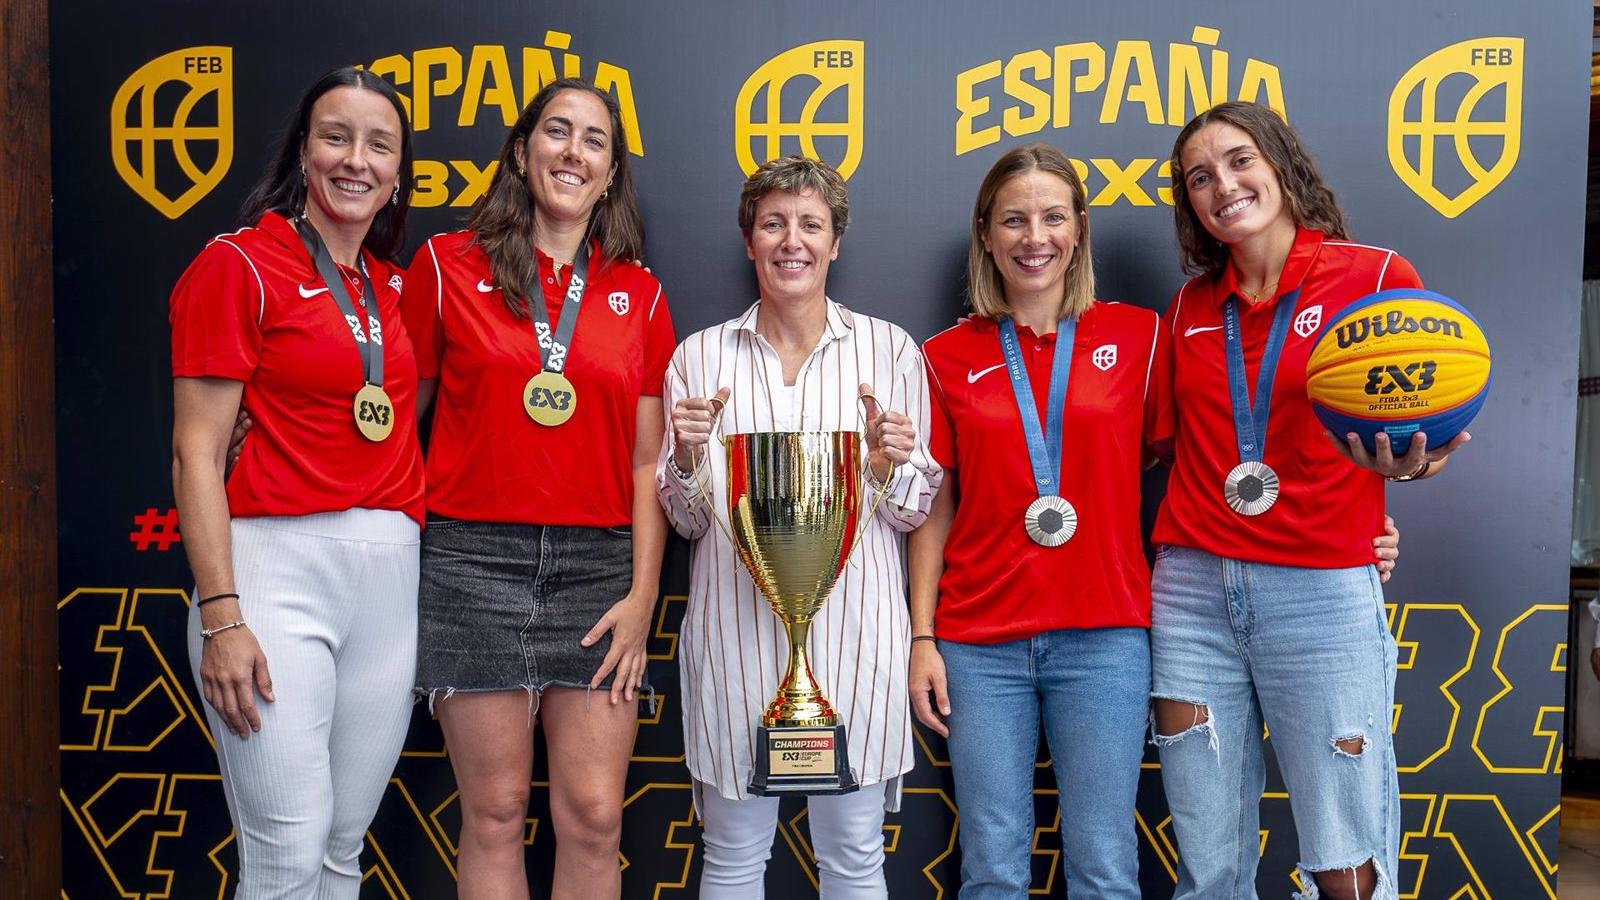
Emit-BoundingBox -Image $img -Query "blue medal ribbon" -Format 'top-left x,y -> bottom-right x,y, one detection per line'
998,317 -> 1077,499
1221,289 -> 1299,465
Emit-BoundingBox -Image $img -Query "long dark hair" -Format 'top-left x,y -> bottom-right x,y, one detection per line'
239,66 -> 414,261
1169,101 -> 1347,277
466,78 -> 644,317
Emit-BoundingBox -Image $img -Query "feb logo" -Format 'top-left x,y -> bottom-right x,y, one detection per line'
1388,37 -> 1523,219
111,47 -> 234,220
735,40 -> 864,180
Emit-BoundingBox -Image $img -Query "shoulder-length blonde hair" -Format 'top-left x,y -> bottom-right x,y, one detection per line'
967,143 -> 1095,321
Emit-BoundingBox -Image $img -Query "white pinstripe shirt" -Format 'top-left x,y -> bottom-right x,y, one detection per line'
656,299 -> 942,808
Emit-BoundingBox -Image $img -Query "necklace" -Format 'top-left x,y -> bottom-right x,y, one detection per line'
1239,279 -> 1279,303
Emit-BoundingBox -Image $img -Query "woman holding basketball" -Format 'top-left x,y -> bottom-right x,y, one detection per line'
1148,101 -> 1466,900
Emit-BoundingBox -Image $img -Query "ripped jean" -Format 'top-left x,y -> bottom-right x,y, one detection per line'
1150,545 -> 1399,900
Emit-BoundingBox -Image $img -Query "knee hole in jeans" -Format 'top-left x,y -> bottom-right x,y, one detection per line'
1331,733 -> 1369,757
1301,858 -> 1380,900
1153,699 -> 1209,738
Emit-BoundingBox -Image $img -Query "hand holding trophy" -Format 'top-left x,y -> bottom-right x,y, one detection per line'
694,386 -> 896,795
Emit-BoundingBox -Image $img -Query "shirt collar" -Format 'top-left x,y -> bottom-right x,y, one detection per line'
733,297 -> 855,344
1215,226 -> 1324,308
258,210 -> 376,277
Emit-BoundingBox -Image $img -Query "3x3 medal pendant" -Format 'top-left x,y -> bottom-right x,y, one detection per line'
524,370 -> 577,426
353,383 -> 395,442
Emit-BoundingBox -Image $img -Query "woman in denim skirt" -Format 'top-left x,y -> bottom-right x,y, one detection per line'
1147,101 -> 1466,900
398,78 -> 675,898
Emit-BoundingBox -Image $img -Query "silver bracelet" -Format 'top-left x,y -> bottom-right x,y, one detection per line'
200,620 -> 247,639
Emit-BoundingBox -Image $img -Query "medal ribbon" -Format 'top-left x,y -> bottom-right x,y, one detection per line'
295,218 -> 382,387
998,317 -> 1077,499
526,234 -> 594,374
1221,289 -> 1299,464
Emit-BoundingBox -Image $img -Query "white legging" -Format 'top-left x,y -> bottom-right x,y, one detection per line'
187,509 -> 419,900
697,779 -> 890,898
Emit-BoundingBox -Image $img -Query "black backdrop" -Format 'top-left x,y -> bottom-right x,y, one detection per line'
53,1 -> 1589,895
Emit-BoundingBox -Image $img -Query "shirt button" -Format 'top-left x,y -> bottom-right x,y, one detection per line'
546,277 -> 555,285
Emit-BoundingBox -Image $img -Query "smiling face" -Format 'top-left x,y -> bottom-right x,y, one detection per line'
516,88 -> 617,231
1179,121 -> 1295,248
981,169 -> 1083,309
299,85 -> 403,235
744,189 -> 840,308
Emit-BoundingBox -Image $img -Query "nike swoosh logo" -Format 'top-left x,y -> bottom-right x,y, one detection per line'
967,363 -> 1005,384
297,284 -> 329,298
1184,325 -> 1224,337
476,279 -> 497,293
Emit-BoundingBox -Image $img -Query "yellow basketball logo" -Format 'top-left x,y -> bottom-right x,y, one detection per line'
111,47 -> 234,220
735,40 -> 864,180
1388,37 -> 1522,219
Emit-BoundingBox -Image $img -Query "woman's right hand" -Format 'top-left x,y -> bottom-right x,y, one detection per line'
199,606 -> 274,738
908,640 -> 951,737
671,387 -> 730,472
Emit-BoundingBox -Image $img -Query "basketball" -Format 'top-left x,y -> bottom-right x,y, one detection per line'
1305,289 -> 1491,453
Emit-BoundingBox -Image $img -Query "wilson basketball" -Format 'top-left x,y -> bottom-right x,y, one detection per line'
1305,289 -> 1491,453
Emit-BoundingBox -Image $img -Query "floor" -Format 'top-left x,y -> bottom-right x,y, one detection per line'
1564,797 -> 1600,898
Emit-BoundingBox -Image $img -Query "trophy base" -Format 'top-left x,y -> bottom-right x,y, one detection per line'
747,724 -> 859,796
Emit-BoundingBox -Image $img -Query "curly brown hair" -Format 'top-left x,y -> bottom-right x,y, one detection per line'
1170,101 -> 1348,277
466,78 -> 643,317
737,155 -> 850,238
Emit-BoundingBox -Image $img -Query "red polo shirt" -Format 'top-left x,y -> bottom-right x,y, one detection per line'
402,231 -> 675,526
169,211 -> 426,525
924,302 -> 1162,643
1149,227 -> 1422,567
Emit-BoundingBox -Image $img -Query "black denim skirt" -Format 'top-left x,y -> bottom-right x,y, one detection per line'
415,517 -> 637,700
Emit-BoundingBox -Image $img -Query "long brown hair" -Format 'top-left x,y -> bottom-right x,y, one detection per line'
967,143 -> 1095,321
1169,101 -> 1348,277
239,66 -> 414,260
466,78 -> 643,316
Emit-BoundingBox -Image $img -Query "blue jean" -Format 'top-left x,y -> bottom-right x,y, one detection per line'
1150,545 -> 1399,900
942,628 -> 1149,899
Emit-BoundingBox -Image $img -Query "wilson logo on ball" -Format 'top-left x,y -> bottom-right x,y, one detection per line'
1334,310 -> 1464,349
1306,290 -> 1490,452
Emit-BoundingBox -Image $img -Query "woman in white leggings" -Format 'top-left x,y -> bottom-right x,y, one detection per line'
170,67 -> 424,898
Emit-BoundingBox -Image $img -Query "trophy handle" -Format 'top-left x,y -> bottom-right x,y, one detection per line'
843,392 -> 895,569
687,391 -> 741,550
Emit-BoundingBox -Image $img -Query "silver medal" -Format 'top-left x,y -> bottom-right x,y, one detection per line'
1024,495 -> 1078,547
1224,461 -> 1280,517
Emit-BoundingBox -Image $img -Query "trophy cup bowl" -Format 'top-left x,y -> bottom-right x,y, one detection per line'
725,430 -> 866,794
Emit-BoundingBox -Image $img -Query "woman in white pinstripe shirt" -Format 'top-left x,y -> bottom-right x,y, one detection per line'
656,156 -> 942,898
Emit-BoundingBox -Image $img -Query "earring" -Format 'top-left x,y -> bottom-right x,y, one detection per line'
601,177 -> 613,201
391,185 -> 400,206
300,162 -> 307,186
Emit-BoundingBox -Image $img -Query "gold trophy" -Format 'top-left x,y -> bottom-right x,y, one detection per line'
719,429 -> 885,795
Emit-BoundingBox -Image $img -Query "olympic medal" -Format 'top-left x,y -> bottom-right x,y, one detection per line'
353,383 -> 395,442
524,370 -> 577,426
1024,495 -> 1077,547
1224,461 -> 1280,516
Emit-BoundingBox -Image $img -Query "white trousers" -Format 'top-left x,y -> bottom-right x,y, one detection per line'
187,509 -> 419,900
697,779 -> 890,899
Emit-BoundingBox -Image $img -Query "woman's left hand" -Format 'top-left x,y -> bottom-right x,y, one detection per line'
861,383 -> 916,482
1330,429 -> 1469,479
1373,514 -> 1400,584
582,588 -> 655,704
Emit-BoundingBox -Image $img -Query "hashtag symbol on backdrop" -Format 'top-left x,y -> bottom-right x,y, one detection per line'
129,507 -> 181,551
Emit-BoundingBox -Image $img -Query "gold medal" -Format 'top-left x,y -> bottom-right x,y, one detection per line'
524,370 -> 577,426
353,383 -> 395,442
